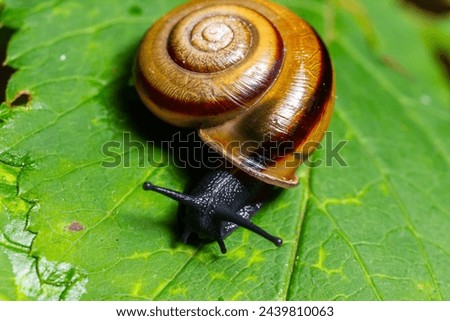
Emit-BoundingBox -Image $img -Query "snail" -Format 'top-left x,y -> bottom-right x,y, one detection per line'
134,0 -> 335,253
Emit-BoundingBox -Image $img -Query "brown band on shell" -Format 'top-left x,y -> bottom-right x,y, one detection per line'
243,33 -> 334,168
135,2 -> 285,128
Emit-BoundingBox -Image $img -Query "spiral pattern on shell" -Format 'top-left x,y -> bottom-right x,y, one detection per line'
135,0 -> 335,188
168,9 -> 253,73
135,1 -> 285,127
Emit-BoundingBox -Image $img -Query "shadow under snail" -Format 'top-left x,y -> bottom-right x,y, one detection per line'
134,0 -> 335,253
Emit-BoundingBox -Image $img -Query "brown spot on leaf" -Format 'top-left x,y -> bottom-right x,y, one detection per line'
9,91 -> 32,107
67,221 -> 85,232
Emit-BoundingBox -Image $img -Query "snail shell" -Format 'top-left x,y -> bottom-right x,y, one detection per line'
135,0 -> 335,188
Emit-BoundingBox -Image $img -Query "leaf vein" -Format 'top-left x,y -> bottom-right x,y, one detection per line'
335,108 -> 444,300
314,193 -> 383,300
284,166 -> 312,300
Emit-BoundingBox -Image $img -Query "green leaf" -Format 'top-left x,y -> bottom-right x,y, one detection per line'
0,0 -> 449,300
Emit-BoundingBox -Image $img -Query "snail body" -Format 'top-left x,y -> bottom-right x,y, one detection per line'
135,0 -> 335,253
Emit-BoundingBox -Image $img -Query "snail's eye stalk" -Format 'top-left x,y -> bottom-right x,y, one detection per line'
143,182 -> 198,208
219,209 -> 283,248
